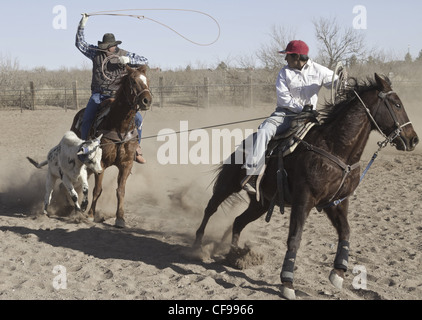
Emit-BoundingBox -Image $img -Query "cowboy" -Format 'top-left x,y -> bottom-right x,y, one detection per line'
242,40 -> 337,194
75,14 -> 148,164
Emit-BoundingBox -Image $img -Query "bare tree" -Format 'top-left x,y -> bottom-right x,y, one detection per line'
256,25 -> 296,70
313,17 -> 366,68
235,53 -> 258,70
0,54 -> 20,88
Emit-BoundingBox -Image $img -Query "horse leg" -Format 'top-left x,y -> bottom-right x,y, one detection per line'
194,188 -> 233,248
323,199 -> 351,290
90,171 -> 104,223
114,164 -> 132,228
280,197 -> 313,300
231,196 -> 268,248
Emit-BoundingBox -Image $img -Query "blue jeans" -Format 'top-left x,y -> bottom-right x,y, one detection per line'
243,107 -> 294,175
81,93 -> 143,143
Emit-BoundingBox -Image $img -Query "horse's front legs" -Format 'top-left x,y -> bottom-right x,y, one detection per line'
323,199 -> 351,290
115,164 -> 132,228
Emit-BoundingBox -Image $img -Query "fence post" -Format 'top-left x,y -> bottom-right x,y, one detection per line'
204,77 -> 209,108
20,90 -> 23,113
29,81 -> 35,110
196,86 -> 199,109
64,88 -> 67,112
159,77 -> 164,108
73,81 -> 79,110
246,76 -> 253,108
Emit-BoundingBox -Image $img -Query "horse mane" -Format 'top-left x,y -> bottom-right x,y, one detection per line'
319,75 -> 391,125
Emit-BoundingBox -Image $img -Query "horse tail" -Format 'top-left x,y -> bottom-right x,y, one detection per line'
209,149 -> 245,207
26,157 -> 48,169
70,108 -> 85,138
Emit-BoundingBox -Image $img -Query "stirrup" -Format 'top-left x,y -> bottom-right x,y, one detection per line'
241,175 -> 257,195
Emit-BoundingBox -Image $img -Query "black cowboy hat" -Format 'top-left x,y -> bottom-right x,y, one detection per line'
98,33 -> 122,50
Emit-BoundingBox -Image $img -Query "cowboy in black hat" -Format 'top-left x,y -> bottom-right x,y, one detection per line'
98,33 -> 122,50
76,14 -> 148,163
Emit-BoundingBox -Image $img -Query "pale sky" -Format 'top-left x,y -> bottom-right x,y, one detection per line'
1,0 -> 421,70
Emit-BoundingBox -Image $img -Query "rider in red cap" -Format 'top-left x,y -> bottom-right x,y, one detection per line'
279,40 -> 309,55
242,40 -> 338,194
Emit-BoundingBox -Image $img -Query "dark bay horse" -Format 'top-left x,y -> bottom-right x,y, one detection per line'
194,73 -> 419,299
70,65 -> 152,228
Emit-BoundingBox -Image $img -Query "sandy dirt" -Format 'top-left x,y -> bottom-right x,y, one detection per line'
0,90 -> 421,301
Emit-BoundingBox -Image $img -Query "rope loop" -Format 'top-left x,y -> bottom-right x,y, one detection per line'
86,8 -> 221,46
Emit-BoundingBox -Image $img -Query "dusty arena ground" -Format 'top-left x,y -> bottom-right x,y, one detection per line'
0,92 -> 421,301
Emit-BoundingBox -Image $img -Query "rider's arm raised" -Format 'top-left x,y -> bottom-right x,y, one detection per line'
75,14 -> 97,61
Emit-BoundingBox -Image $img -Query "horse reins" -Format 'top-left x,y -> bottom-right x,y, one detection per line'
315,89 -> 413,210
354,90 -> 412,150
97,68 -> 151,147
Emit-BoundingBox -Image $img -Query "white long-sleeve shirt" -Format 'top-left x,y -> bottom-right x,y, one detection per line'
276,59 -> 336,113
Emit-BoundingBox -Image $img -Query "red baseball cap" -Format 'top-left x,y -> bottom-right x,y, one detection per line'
279,40 -> 309,55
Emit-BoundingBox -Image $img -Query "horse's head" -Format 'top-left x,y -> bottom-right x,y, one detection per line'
126,65 -> 152,111
370,73 -> 419,151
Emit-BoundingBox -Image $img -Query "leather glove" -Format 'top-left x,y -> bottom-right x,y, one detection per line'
80,13 -> 89,28
302,104 -> 313,112
119,56 -> 130,65
302,104 -> 319,119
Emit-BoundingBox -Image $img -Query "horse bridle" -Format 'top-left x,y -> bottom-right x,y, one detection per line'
354,90 -> 412,150
128,79 -> 152,112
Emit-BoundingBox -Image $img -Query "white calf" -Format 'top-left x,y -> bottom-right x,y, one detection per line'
27,131 -> 103,215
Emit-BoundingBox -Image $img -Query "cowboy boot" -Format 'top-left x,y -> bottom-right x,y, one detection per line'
135,145 -> 146,164
241,175 -> 257,194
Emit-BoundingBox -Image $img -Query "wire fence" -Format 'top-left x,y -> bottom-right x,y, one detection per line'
0,78 -> 276,111
0,78 -> 420,111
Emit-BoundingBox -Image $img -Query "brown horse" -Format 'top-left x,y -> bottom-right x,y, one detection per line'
70,65 -> 152,228
194,73 -> 419,299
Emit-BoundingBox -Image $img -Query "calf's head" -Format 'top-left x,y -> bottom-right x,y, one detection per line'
77,134 -> 103,174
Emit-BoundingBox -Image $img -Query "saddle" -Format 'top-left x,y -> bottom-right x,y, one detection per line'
74,99 -> 114,139
256,111 -> 319,222
74,99 -> 138,143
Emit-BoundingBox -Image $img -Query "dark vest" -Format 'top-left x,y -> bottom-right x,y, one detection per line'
91,48 -> 128,94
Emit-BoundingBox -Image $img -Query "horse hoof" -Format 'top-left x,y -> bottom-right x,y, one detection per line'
115,218 -> 126,228
329,269 -> 344,289
280,282 -> 296,300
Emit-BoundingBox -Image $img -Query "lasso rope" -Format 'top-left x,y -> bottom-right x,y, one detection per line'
86,8 -> 221,46
141,116 -> 268,140
97,116 -> 268,146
